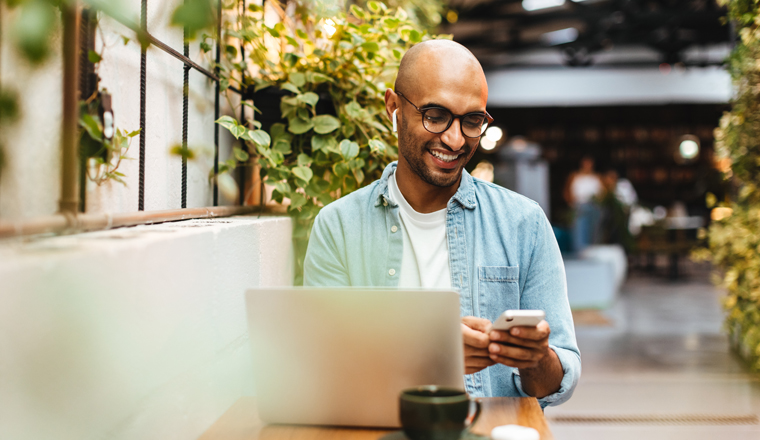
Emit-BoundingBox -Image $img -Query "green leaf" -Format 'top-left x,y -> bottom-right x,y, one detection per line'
333,162 -> 349,177
345,101 -> 364,119
409,29 -> 422,43
293,166 -> 314,183
309,72 -> 332,84
216,116 -> 238,131
353,167 -> 365,185
241,129 -> 271,147
311,134 -> 338,152
270,123 -> 289,141
88,50 -> 102,64
368,1 -> 382,13
230,125 -> 246,139
288,117 -> 314,135
361,42 -> 379,52
233,147 -> 249,162
297,108 -> 310,121
350,5 -> 366,19
170,145 -> 196,160
289,72 -> 306,87
340,139 -> 360,159
126,129 -> 142,138
281,82 -> 301,94
285,35 -> 299,47
272,139 -> 292,154
274,181 -> 291,196
297,153 -> 313,167
290,192 -> 308,209
80,114 -> 103,140
170,0 -> 215,40
313,114 -> 341,134
369,139 -> 387,154
296,29 -> 309,39
267,26 -> 280,38
298,92 -> 319,107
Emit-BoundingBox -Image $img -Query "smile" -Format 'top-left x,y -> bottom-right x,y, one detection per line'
430,150 -> 459,163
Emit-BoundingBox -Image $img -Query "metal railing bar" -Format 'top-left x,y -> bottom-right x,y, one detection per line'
137,0 -> 147,211
104,9 -> 246,93
213,0 -> 222,206
182,24 -> 189,209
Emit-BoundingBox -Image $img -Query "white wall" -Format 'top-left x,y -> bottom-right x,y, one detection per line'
0,215 -> 293,440
0,0 -> 239,221
486,66 -> 732,107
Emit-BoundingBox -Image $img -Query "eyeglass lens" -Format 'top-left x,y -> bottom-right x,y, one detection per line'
422,108 -> 489,138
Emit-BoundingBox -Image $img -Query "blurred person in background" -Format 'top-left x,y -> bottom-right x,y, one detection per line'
599,168 -> 636,251
563,156 -> 603,253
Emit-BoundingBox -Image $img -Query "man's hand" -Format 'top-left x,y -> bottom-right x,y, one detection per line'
461,316 -> 496,375
488,320 -> 551,369
488,320 -> 563,398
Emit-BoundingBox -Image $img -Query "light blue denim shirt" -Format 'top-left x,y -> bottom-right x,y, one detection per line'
304,162 -> 580,407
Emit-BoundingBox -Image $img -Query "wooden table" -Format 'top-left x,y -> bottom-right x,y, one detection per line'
199,397 -> 554,440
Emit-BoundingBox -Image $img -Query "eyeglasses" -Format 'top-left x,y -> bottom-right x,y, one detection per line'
396,91 -> 494,139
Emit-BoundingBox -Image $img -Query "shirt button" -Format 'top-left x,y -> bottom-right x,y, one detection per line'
389,268 -> 396,276
391,225 -> 398,233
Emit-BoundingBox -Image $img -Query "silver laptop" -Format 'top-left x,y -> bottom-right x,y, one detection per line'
245,288 -> 465,428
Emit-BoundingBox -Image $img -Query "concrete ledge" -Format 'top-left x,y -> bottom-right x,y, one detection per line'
0,215 -> 293,440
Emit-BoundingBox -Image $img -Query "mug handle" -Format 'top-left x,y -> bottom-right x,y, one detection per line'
464,399 -> 482,432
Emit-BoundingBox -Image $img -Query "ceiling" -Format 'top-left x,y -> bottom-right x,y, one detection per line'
442,0 -> 731,68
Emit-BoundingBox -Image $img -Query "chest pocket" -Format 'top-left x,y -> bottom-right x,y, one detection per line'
478,266 -> 520,322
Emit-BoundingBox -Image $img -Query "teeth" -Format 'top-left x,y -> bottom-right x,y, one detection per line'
431,151 -> 458,162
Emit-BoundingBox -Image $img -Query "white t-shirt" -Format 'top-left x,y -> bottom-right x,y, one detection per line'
388,173 -> 452,288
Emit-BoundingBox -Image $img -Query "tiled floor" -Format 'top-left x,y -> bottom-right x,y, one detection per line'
545,265 -> 760,440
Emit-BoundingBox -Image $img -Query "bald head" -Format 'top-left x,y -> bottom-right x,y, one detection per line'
395,40 -> 486,97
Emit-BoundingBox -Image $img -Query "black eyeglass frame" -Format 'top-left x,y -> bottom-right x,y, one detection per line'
396,91 -> 494,139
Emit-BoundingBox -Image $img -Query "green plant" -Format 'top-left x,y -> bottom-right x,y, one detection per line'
695,0 -> 760,371
78,12 -> 140,186
213,1 -> 445,283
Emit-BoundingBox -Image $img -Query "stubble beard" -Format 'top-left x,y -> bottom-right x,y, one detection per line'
398,119 -> 472,188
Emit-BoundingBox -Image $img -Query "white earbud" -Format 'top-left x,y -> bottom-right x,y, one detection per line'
392,109 -> 398,133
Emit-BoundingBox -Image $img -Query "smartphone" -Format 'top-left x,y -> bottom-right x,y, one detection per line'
490,310 -> 545,332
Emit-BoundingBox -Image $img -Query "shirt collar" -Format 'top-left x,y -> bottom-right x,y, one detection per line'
375,161 -> 477,210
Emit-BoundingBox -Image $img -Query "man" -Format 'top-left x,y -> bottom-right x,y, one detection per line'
303,40 -> 580,407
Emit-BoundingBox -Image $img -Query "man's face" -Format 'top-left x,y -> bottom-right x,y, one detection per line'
395,65 -> 488,188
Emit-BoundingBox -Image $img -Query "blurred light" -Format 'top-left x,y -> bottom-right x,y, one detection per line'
446,10 -> 458,23
659,63 -> 671,75
711,207 -> 733,221
323,19 -> 337,38
471,161 -> 494,182
522,0 -> 565,12
510,137 -> 528,151
541,27 -> 578,46
679,140 -> 699,159
653,205 -> 667,221
480,137 -> 497,151
485,126 -> 504,142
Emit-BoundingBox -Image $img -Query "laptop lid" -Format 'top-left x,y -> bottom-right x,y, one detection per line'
245,288 -> 465,428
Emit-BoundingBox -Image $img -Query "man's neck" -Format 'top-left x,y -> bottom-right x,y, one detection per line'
394,160 -> 460,213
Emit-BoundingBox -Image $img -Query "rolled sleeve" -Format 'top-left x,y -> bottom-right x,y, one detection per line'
512,345 -> 581,408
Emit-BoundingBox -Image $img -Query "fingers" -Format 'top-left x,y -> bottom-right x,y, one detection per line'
489,320 -> 551,346
461,319 -> 492,349
462,316 -> 492,333
487,321 -> 552,369
488,343 -> 544,369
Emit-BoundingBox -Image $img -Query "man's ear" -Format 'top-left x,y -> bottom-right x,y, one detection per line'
384,88 -> 399,123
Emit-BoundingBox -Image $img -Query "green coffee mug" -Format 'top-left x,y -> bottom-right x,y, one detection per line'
399,386 -> 481,440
